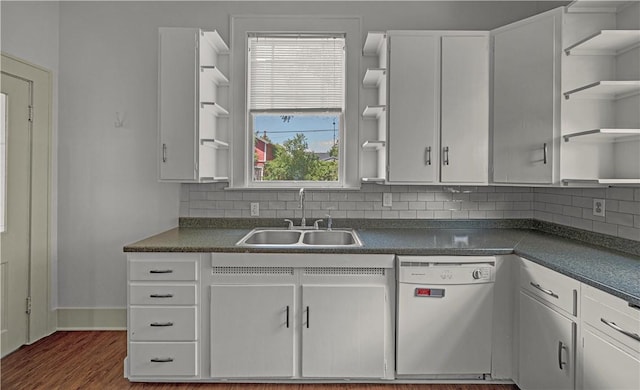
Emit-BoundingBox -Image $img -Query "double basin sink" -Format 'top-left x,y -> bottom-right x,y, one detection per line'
236,228 -> 362,248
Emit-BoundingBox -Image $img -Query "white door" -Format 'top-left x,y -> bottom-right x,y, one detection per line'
0,72 -> 31,356
582,327 -> 640,390
519,292 -> 575,390
492,15 -> 557,184
440,35 -> 489,183
396,282 -> 494,375
159,28 -> 198,181
387,33 -> 438,183
301,285 -> 386,378
210,284 -> 295,378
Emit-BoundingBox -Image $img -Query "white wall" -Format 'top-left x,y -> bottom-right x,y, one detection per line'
52,1 -> 565,309
1,0 -> 60,307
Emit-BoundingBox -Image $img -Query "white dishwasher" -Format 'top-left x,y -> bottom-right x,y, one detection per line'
396,256 -> 495,379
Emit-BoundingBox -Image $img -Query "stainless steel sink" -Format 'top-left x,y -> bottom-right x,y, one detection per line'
243,230 -> 301,245
236,228 -> 362,248
302,230 -> 357,246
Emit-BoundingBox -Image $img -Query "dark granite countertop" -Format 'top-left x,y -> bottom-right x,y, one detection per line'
124,219 -> 640,306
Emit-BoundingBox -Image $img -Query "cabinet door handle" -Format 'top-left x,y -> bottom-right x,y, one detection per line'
149,269 -> 173,274
530,282 -> 558,299
149,294 -> 174,298
286,306 -> 290,328
306,306 -> 310,329
443,146 -> 450,166
150,322 -> 174,327
601,318 -> 640,342
557,341 -> 567,370
150,357 -> 174,363
543,143 -> 548,164
162,143 -> 167,163
424,146 -> 432,166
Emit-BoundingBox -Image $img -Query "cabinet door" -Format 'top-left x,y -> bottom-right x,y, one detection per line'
301,285 -> 386,378
492,15 -> 557,184
582,327 -> 640,390
388,33 -> 438,183
519,292 -> 575,390
440,35 -> 489,183
210,284 -> 295,378
158,28 -> 197,181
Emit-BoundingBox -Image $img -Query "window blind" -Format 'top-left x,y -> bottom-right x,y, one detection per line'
248,35 -> 345,111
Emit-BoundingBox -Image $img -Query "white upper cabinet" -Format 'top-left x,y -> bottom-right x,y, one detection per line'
387,31 -> 489,185
158,28 -> 230,182
492,11 -> 561,184
440,35 -> 489,183
491,3 -> 640,186
387,32 -> 439,184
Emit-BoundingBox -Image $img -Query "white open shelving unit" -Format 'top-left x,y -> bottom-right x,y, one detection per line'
198,30 -> 230,181
560,4 -> 640,186
360,32 -> 388,183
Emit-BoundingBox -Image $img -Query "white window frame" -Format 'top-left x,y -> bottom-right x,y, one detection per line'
230,15 -> 361,189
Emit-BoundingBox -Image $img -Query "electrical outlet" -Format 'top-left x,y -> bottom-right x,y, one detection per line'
593,199 -> 605,217
250,202 -> 260,217
383,193 -> 393,207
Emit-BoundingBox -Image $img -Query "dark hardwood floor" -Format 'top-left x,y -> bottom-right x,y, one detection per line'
1,331 -> 518,390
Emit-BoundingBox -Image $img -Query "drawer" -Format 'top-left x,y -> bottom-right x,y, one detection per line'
130,259 -> 197,281
520,258 -> 579,316
130,284 -> 197,305
582,284 -> 640,352
129,342 -> 197,377
130,307 -> 197,341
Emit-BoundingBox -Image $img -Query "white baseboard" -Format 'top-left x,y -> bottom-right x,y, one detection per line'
56,308 -> 126,330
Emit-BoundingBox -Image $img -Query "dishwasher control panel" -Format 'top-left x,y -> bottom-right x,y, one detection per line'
398,256 -> 495,284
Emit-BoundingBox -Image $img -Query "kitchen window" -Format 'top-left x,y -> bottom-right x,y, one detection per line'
230,16 -> 361,189
248,34 -> 345,183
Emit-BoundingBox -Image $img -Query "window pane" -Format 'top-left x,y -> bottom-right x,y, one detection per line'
253,114 -> 339,182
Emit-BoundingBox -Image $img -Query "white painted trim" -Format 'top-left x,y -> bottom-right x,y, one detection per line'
57,308 -> 127,330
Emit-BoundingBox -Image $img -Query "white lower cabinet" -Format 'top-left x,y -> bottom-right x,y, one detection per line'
301,285 -> 386,378
519,292 -> 576,390
210,284 -> 295,378
579,284 -> 640,390
126,254 -> 200,379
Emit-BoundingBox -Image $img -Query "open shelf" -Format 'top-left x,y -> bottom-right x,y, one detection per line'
200,102 -> 229,116
363,68 -> 386,87
563,129 -> 640,142
200,66 -> 229,85
565,30 -> 640,55
562,178 -> 640,185
200,139 -> 229,149
362,140 -> 386,150
563,81 -> 640,100
363,32 -> 386,56
202,30 -> 229,53
362,105 -> 386,118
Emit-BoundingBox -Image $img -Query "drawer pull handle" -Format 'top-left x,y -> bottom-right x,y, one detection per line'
306,306 -> 310,329
557,341 -> 567,370
286,305 -> 290,328
601,318 -> 640,342
150,357 -> 174,363
149,294 -> 174,298
150,322 -> 174,327
530,282 -> 558,299
149,269 -> 173,274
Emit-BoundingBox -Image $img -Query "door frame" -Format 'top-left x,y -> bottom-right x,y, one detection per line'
1,52 -> 55,343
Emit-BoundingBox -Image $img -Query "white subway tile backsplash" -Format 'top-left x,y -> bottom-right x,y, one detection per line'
182,184 -> 639,241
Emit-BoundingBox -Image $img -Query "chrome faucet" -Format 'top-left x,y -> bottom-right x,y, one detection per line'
299,188 -> 306,227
